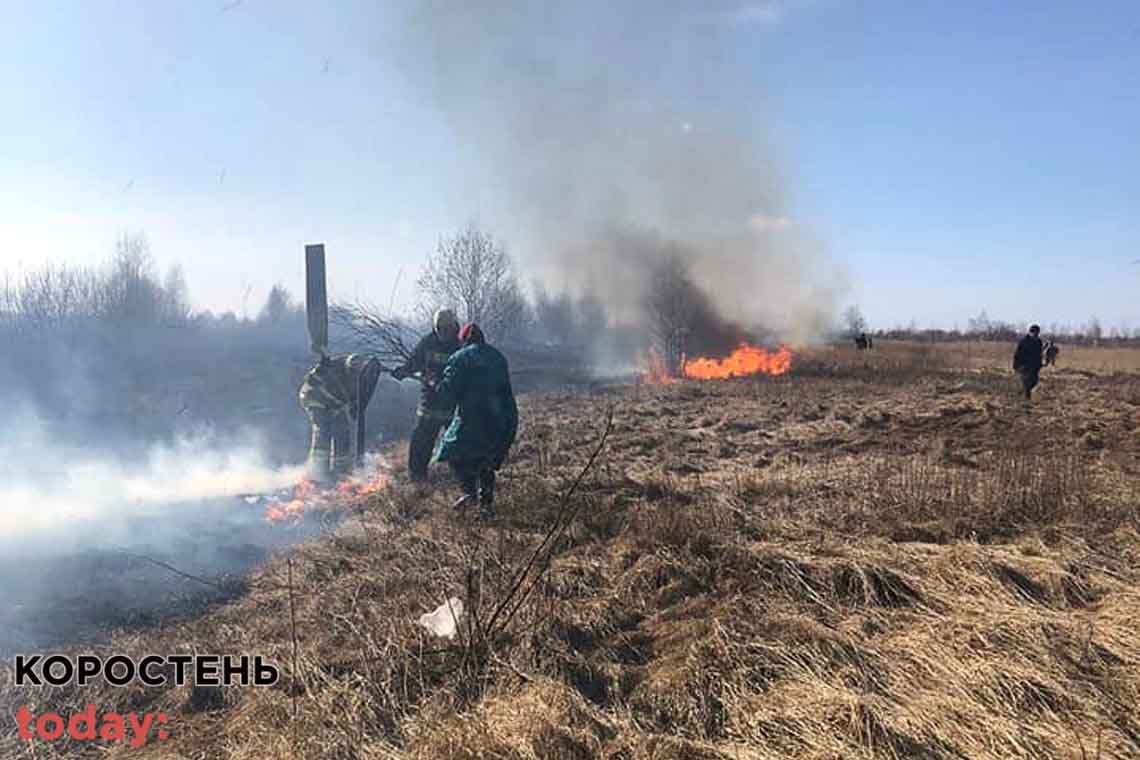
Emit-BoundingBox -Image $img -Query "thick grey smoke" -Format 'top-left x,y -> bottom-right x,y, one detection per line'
0,402 -> 310,654
0,404 -> 304,543
0,313 -> 418,652
387,0 -> 844,343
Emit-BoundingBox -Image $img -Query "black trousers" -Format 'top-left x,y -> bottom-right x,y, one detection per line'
449,460 -> 496,506
408,414 -> 449,481
1018,367 -> 1040,398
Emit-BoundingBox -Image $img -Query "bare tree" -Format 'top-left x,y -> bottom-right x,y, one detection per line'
842,304 -> 867,337
644,254 -> 694,373
643,251 -> 742,373
966,309 -> 991,337
240,281 -> 254,322
103,233 -> 166,323
1086,315 -> 1103,344
258,284 -> 301,325
161,265 -> 192,324
965,309 -> 1018,342
6,263 -> 101,327
329,301 -> 416,366
16,266 -> 65,326
1,235 -> 197,330
532,283 -> 575,345
416,224 -> 528,341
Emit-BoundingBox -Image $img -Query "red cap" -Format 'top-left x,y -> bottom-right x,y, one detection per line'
459,323 -> 484,344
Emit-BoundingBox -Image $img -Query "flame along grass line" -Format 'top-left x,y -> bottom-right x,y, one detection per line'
263,457 -> 393,523
642,347 -> 678,385
683,343 -> 793,379
641,342 -> 794,384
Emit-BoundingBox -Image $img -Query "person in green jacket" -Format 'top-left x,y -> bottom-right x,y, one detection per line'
430,323 -> 518,516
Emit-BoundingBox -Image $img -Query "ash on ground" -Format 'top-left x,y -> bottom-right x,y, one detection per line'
0,495 -> 329,656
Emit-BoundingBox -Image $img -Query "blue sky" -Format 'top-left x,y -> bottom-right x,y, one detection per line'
1,1 -> 1136,330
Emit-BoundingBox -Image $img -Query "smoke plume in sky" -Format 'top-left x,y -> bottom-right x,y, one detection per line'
389,0 -> 845,341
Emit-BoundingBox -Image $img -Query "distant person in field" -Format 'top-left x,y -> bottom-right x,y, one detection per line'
298,353 -> 381,481
1013,324 -> 1044,400
430,323 -> 518,517
1043,340 -> 1059,367
855,332 -> 869,350
391,308 -> 463,482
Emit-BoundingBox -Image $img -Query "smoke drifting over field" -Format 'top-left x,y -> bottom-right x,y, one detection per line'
0,393 -> 305,653
391,0 -> 844,343
0,317 -> 422,653
0,407 -> 302,544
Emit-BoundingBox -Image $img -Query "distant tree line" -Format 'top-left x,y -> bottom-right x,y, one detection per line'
0,233 -> 310,334
0,225 -> 622,358
840,305 -> 1139,347
13,230 -> 1127,353
0,234 -> 191,329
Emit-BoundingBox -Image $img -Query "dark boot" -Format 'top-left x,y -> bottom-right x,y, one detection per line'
478,469 -> 496,516
450,461 -> 479,514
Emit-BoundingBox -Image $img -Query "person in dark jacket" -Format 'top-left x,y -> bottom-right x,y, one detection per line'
1013,324 -> 1044,400
1043,340 -> 1059,367
430,323 -> 518,516
391,308 -> 462,481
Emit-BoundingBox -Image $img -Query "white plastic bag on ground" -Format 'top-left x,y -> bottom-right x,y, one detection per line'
417,596 -> 464,639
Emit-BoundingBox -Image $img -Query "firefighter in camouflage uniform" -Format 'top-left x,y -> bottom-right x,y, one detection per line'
299,352 -> 380,482
391,308 -> 462,482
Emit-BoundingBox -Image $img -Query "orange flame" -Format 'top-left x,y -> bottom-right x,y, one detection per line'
263,461 -> 391,523
265,478 -> 318,523
683,343 -> 793,380
640,347 -> 678,385
334,470 -> 391,500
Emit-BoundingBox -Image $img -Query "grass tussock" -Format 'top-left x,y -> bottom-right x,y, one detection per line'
2,340 -> 1138,758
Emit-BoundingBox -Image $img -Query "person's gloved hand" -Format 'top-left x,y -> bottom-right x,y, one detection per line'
391,367 -> 408,381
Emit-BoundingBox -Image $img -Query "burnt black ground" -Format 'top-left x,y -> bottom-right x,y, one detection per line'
0,497 -> 327,656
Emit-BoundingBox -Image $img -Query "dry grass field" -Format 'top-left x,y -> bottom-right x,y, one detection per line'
3,340 -> 1138,759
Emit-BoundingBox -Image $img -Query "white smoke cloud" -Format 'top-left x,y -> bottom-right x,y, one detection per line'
0,405 -> 304,543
